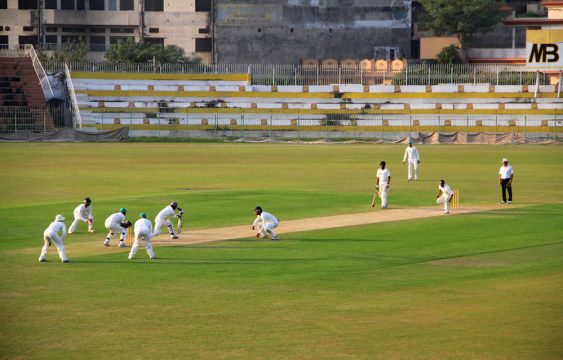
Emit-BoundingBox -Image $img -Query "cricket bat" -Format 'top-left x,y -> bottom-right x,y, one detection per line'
177,218 -> 183,234
371,187 -> 379,207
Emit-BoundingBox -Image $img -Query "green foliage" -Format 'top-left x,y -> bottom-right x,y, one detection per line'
37,41 -> 87,62
419,0 -> 506,52
436,44 -> 463,64
104,38 -> 201,64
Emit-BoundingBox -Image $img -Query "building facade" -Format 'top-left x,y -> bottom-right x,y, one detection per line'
0,0 -> 213,62
214,0 -> 412,64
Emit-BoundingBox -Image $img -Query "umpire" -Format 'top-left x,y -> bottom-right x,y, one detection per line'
499,158 -> 514,204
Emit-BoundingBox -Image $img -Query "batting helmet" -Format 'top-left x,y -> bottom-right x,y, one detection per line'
254,206 -> 262,214
170,201 -> 178,209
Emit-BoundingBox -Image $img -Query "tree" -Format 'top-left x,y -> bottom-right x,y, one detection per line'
38,41 -> 87,63
436,45 -> 463,64
104,38 -> 201,64
419,0 -> 506,59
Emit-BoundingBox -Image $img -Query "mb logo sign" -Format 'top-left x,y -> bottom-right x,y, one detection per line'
528,44 -> 559,63
526,30 -> 563,68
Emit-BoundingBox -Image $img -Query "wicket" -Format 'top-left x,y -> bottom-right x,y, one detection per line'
452,189 -> 460,209
125,229 -> 134,246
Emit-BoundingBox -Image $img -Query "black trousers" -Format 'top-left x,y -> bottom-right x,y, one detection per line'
500,178 -> 512,202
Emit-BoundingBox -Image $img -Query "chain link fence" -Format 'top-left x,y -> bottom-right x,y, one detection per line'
78,110 -> 562,142
0,105 -> 72,135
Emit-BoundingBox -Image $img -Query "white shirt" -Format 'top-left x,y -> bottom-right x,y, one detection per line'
403,146 -> 420,162
377,168 -> 391,185
134,218 -> 153,235
439,184 -> 453,196
253,211 -> 279,227
45,221 -> 66,239
499,164 -> 514,179
74,204 -> 93,220
156,205 -> 176,222
105,212 -> 125,227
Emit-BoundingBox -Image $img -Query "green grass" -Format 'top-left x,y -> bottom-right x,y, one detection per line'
0,143 -> 562,359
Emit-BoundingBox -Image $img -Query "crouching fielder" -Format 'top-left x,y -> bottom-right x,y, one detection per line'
436,180 -> 454,214
128,213 -> 156,260
39,214 -> 68,263
153,201 -> 182,239
69,197 -> 94,234
103,208 -> 131,247
252,206 -> 280,240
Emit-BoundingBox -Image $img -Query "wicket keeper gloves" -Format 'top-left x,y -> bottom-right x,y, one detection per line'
120,221 -> 132,228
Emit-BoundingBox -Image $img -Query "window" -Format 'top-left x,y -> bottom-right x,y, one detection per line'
62,35 -> 84,44
89,28 -> 105,33
62,27 -> 85,33
61,0 -> 74,9
146,37 -> 164,45
0,36 -> 8,45
46,26 -> 58,32
108,0 -> 117,10
195,38 -> 211,52
89,0 -> 104,10
195,0 -> 210,12
120,0 -> 133,10
18,0 -> 37,9
44,0 -> 56,9
0,0 -> 6,9
148,28 -> 159,34
198,27 -> 209,34
110,36 -> 133,44
90,35 -> 105,51
23,26 -> 34,31
19,35 -> 38,46
76,0 -> 84,9
110,28 -> 134,33
45,35 -> 58,44
145,0 -> 162,11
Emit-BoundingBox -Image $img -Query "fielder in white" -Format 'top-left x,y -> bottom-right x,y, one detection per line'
39,214 -> 68,263
376,161 -> 391,209
403,140 -> 420,181
103,208 -> 131,247
436,180 -> 454,214
252,206 -> 280,240
153,201 -> 182,239
128,212 -> 156,260
68,197 -> 94,234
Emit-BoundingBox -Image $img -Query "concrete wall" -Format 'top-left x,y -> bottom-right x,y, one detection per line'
215,0 -> 412,64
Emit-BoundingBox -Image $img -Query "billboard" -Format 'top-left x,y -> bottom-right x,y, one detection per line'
526,29 -> 563,68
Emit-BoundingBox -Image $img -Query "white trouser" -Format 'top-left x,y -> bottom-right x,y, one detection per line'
152,219 -> 175,237
129,227 -> 155,259
69,216 -> 93,233
40,231 -> 67,261
437,193 -> 453,212
407,160 -> 419,180
105,224 -> 127,243
258,222 -> 279,239
379,183 -> 389,207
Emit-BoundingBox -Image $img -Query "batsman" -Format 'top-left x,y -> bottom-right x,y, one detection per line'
152,201 -> 183,239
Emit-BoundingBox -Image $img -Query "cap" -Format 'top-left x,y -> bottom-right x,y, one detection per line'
119,207 -> 127,214
84,197 -> 92,203
501,158 -> 508,163
255,206 -> 263,213
55,214 -> 65,221
140,212 -> 147,218
408,139 -> 413,144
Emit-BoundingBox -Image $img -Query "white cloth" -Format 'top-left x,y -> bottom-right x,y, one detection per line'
69,203 -> 93,233
39,221 -> 67,261
253,211 -> 280,239
376,168 -> 391,207
403,146 -> 420,180
129,218 -> 155,259
153,205 -> 178,237
104,212 -> 127,242
437,184 -> 454,212
499,165 -> 514,179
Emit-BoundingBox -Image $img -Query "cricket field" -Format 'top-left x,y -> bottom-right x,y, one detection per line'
0,143 -> 562,359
